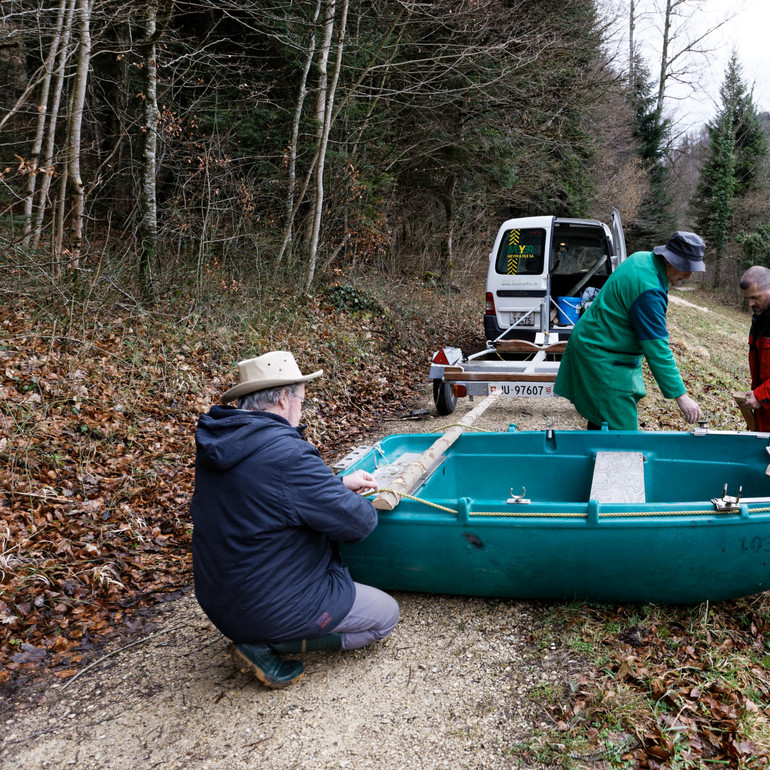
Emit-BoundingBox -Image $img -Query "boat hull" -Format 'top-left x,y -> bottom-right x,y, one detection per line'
339,429 -> 770,604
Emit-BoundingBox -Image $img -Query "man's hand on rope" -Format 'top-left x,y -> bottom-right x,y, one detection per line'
343,469 -> 378,494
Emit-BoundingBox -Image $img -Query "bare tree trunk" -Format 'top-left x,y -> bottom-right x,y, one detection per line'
53,153 -> 69,277
275,5 -> 404,280
303,0 -> 335,289
439,172 -> 457,278
656,0 -> 672,114
654,0 -> 734,117
22,0 -> 68,247
305,0 -> 349,292
628,0 -> 635,87
32,0 -> 77,251
275,0 -> 321,271
67,0 -> 94,268
139,0 -> 162,296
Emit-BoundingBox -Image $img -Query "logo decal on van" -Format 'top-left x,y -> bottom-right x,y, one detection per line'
507,230 -> 534,274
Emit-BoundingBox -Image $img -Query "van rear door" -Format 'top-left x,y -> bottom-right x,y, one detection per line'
485,216 -> 554,341
610,207 -> 626,267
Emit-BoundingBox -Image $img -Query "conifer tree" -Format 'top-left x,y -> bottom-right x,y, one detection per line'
692,52 -> 767,287
627,53 -> 675,247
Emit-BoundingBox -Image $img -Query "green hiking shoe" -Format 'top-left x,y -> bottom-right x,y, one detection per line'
269,633 -> 342,654
232,642 -> 304,688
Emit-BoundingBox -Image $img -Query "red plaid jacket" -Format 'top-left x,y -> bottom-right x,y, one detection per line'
749,313 -> 770,431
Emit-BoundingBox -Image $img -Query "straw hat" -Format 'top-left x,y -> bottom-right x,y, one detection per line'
222,351 -> 322,403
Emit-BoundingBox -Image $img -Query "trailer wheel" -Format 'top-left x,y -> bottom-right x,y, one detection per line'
433,379 -> 457,415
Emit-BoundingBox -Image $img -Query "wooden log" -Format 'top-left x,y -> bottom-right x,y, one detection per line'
371,391 -> 502,511
734,391 -> 756,431
494,340 -> 566,355
442,369 -> 557,382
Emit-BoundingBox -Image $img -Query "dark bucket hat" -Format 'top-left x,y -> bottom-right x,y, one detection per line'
653,231 -> 706,272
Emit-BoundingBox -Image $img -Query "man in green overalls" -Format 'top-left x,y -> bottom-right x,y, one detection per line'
554,231 -> 706,430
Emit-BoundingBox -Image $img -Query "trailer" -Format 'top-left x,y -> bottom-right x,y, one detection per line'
430,210 -> 626,415
430,336 -> 565,415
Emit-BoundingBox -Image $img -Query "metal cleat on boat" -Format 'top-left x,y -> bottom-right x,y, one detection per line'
507,487 -> 530,504
690,416 -> 710,437
711,484 -> 742,512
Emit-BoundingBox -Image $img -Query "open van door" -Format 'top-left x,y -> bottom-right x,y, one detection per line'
610,207 -> 626,268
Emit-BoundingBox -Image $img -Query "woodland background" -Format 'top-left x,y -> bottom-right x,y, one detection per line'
1,0 -> 769,295
3,1 -> 770,766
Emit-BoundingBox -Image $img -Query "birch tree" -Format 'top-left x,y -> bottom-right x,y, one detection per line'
275,1 -> 404,277
628,0 -> 636,87
305,0 -> 348,291
30,0 -> 76,251
138,1 -> 160,293
63,0 -> 94,268
138,0 -> 173,295
21,0 -> 69,246
280,0 -> 321,267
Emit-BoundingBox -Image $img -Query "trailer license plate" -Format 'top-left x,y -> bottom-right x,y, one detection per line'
489,383 -> 554,397
510,312 -> 535,326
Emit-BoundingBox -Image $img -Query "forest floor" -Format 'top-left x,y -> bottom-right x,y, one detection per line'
2,392 -> 593,770
3,278 -> 770,768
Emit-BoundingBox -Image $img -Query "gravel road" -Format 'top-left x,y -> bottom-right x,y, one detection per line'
2,392 -> 588,770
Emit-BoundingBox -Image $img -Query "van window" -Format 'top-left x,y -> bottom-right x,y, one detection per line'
551,233 -> 609,276
494,228 -> 545,275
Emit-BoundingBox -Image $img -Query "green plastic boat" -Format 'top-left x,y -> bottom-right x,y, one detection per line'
337,427 -> 770,604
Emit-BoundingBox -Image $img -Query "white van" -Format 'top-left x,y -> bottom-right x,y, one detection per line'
484,209 -> 626,342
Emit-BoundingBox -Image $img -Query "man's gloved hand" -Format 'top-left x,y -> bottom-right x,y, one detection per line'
675,393 -> 703,424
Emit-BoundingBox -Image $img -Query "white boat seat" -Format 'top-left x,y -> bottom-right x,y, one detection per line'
590,451 -> 646,503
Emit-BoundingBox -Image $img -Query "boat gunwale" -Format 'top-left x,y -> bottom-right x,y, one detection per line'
373,495 -> 770,522
351,429 -> 770,524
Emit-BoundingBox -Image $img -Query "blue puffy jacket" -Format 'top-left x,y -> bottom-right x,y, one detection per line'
190,404 -> 377,642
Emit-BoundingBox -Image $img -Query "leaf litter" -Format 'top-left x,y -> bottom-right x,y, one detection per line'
2,285 -> 770,768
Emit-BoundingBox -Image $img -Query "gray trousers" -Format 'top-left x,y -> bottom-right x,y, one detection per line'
330,582 -> 399,650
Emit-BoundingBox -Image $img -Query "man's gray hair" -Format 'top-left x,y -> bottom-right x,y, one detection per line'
741,265 -> 770,291
238,384 -> 298,411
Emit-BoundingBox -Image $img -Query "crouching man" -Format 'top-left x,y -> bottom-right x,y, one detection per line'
190,351 -> 399,688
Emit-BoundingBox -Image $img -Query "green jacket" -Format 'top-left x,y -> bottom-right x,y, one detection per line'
553,251 -> 685,430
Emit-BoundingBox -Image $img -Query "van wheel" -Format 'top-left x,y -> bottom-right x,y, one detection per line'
433,379 -> 457,415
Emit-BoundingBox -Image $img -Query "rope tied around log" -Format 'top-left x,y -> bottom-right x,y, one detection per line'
365,488 -> 458,514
